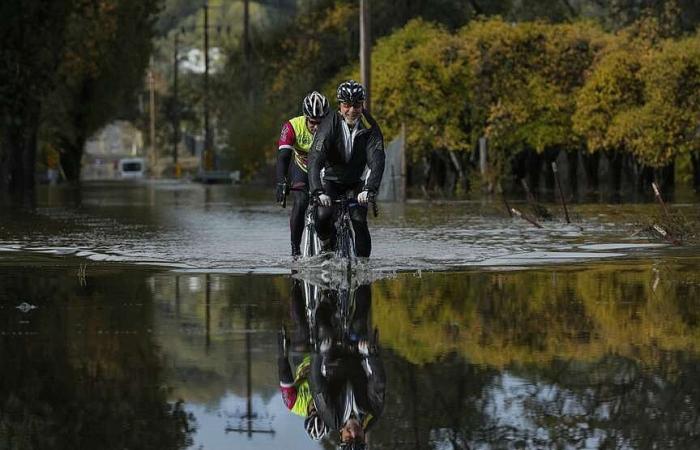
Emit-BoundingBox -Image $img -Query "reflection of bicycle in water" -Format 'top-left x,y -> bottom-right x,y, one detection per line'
279,274 -> 385,448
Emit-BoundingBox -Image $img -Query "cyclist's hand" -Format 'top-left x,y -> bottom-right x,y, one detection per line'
317,193 -> 331,207
358,340 -> 370,357
275,182 -> 288,205
357,190 -> 370,205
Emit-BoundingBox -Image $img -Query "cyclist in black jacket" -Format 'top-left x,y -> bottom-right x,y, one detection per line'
308,80 -> 385,257
308,284 -> 385,449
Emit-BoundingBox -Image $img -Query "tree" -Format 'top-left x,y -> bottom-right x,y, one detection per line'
0,0 -> 72,201
611,33 -> 700,168
42,0 -> 161,183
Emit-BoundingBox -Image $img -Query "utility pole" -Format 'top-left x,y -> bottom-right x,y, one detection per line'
203,1 -> 212,171
360,0 -> 371,111
243,0 -> 253,104
173,32 -> 181,177
148,63 -> 157,175
205,273 -> 211,352
225,305 -> 275,437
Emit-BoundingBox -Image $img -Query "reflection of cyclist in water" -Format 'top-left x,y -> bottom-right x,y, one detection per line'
309,284 -> 386,449
278,279 -> 329,441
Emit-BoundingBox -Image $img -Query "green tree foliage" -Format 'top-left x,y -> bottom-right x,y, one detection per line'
458,20 -> 607,183
0,0 -> 160,197
42,0 -> 161,182
572,41 -> 646,154
371,20 -> 472,162
213,0 -> 358,176
611,34 -> 700,166
372,261 -> 700,368
0,268 -> 195,449
574,15 -> 700,168
0,0 -> 72,199
362,18 -> 606,188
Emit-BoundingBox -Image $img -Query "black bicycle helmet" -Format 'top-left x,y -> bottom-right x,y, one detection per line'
336,80 -> 366,104
303,91 -> 330,119
304,412 -> 329,441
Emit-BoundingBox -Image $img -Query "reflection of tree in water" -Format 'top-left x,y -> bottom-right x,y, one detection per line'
374,262 -> 700,367
366,261 -> 700,449
151,273 -> 288,406
370,352 -> 700,449
511,355 -> 700,449
368,353 -> 499,449
0,267 -> 195,449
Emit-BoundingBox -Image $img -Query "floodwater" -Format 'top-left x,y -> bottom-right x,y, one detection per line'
1,181 -> 699,449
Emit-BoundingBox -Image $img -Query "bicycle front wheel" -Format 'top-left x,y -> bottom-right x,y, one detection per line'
336,223 -> 355,270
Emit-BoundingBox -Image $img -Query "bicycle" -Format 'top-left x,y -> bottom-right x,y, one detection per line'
294,269 -> 380,356
330,191 -> 378,271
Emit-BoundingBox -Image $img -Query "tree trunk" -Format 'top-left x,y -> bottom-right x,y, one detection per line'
525,148 -> 542,197
655,161 -> 675,193
6,126 -> 23,196
608,150 -> 623,195
691,152 -> 700,192
429,151 -> 448,195
510,148 -> 527,191
567,149 -> 579,200
543,148 -> 559,198
1,104 -> 39,205
21,123 -> 38,207
421,155 -> 431,198
59,135 -> 85,185
581,151 -> 599,197
638,164 -> 655,195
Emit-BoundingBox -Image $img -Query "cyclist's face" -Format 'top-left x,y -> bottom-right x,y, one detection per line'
306,117 -> 322,133
340,418 -> 364,443
340,101 -> 363,126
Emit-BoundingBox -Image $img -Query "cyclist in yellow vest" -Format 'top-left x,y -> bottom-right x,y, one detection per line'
276,91 -> 330,257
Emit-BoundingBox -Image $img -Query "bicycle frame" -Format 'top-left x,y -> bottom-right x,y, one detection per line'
303,190 -> 377,267
301,276 -> 358,354
332,194 -> 358,268
301,202 -> 321,258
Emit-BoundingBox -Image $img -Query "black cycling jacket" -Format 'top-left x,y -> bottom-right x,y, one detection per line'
308,110 -> 385,195
309,351 -> 386,432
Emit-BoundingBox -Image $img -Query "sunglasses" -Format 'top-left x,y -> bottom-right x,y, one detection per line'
307,118 -> 322,125
340,102 -> 363,109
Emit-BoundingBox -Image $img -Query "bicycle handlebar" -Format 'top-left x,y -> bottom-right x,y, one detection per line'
311,193 -> 379,217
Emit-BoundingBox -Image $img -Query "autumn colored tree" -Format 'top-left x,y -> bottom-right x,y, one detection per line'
611,34 -> 700,173
369,19 -> 473,192
42,0 -> 161,183
465,20 -> 606,191
0,0 -> 160,200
